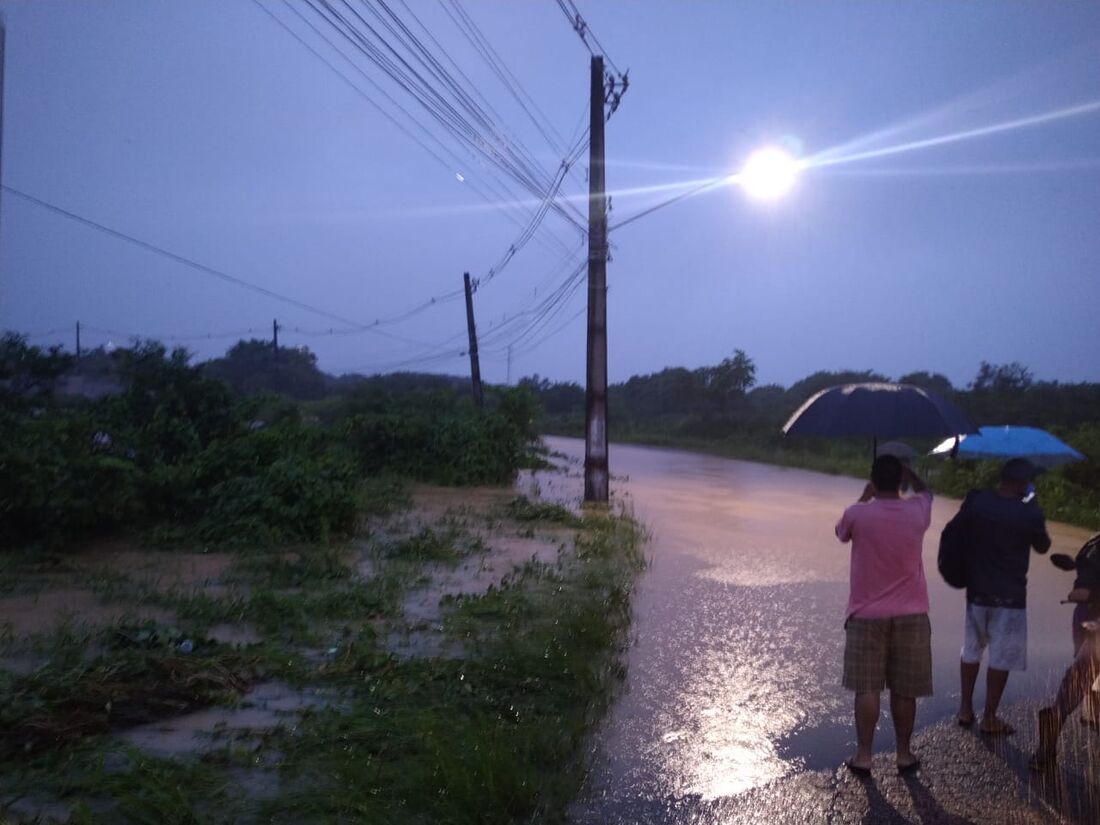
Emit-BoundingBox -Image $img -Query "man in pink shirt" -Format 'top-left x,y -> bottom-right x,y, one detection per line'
835,454 -> 933,777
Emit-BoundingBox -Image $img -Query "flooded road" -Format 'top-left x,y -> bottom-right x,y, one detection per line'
541,437 -> 1095,816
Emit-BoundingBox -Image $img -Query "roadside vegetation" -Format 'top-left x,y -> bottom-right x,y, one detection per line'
0,332 -> 646,824
523,352 -> 1100,529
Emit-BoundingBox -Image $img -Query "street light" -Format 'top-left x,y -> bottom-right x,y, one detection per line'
739,146 -> 802,201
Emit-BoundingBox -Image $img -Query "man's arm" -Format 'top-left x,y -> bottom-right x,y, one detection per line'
902,466 -> 928,494
1033,512 -> 1052,555
836,506 -> 855,543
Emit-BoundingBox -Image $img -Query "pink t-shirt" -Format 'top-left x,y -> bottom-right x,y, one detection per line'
835,491 -> 933,619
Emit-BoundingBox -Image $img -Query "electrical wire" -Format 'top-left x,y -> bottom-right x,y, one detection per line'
608,175 -> 730,232
259,0 -> 580,264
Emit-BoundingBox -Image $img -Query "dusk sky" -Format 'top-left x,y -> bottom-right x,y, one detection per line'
2,0 -> 1098,388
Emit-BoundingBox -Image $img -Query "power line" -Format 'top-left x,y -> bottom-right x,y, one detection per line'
1,185 -> 376,329
608,175 -> 729,232
260,0 -> 585,269
0,184 -> 451,352
312,0 -> 587,237
551,0 -> 625,78
258,0 -> 576,263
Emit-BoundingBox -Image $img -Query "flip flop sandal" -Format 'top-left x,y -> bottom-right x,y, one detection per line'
845,759 -> 872,778
957,716 -> 975,727
897,758 -> 922,776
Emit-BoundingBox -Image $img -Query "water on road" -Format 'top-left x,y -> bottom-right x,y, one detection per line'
539,438 -> 1095,815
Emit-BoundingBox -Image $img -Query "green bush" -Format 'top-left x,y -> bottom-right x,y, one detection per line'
341,386 -> 538,485
2,337 -> 541,550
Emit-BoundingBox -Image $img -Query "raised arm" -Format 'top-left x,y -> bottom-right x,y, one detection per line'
902,466 -> 928,495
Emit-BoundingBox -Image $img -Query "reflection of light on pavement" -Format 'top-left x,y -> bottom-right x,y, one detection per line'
656,654 -> 814,799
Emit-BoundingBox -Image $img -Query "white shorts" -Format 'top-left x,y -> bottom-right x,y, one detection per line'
961,604 -> 1027,672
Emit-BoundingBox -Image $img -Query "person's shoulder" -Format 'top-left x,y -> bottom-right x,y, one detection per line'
965,489 -> 989,505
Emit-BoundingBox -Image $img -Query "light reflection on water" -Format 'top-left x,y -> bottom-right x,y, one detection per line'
537,437 -> 1096,814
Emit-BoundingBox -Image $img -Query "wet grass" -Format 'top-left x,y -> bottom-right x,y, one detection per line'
264,513 -> 646,824
0,491 -> 647,824
4,743 -> 243,825
1,621 -> 256,759
503,495 -> 583,528
381,525 -> 487,564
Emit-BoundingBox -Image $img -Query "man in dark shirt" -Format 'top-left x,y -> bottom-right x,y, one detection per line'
957,458 -> 1051,735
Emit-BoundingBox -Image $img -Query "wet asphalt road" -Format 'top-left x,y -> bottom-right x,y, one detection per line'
535,438 -> 1097,824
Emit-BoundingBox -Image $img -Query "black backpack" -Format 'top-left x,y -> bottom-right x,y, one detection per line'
938,500 -> 973,589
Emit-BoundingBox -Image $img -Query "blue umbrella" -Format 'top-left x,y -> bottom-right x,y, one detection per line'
929,425 -> 1085,469
782,383 -> 978,449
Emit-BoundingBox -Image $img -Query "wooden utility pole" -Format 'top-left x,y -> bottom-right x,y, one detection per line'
463,272 -> 483,407
0,19 -> 7,266
506,344 -> 513,386
75,321 -> 81,358
272,319 -> 279,360
584,56 -> 609,503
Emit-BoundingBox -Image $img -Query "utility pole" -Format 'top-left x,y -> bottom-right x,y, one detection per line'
0,19 -> 7,265
506,344 -> 513,386
584,56 -> 609,503
272,318 -> 279,361
75,321 -> 82,358
463,272 -> 483,408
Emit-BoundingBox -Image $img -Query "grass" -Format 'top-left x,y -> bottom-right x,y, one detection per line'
380,525 -> 487,564
0,621 -> 256,759
503,495 -> 583,528
0,487 -> 647,824
260,512 -> 646,824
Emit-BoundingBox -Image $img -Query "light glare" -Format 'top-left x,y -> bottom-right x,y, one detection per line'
740,146 -> 801,201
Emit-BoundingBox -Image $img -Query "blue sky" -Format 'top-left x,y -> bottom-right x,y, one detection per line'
2,0 -> 1098,387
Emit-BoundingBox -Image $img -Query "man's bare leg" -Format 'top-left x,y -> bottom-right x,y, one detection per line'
959,660 -> 980,725
852,692 -> 880,769
981,668 -> 1014,734
890,693 -> 918,767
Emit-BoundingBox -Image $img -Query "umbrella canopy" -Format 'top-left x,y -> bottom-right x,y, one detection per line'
782,383 -> 978,439
929,425 -> 1086,469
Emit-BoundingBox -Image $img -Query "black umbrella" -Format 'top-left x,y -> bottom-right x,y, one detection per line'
782,382 -> 978,455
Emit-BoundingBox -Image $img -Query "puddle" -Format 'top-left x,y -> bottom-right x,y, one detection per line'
72,546 -> 234,590
0,653 -> 49,676
115,681 -> 332,757
410,486 -> 515,522
1,795 -> 72,824
0,590 -> 175,638
401,534 -> 565,626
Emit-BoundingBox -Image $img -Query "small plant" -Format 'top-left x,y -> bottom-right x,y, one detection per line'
381,526 -> 485,563
505,495 -> 583,527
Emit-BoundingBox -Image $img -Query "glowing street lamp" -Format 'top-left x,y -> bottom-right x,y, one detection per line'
738,145 -> 802,201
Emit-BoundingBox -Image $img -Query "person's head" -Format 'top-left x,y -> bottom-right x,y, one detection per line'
999,458 -> 1038,498
871,454 -> 904,495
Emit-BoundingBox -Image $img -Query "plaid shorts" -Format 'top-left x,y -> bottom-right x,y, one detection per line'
843,613 -> 933,697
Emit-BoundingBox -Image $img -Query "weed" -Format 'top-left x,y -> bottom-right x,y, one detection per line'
504,495 -> 582,528
233,547 -> 351,589
381,526 -> 486,564
264,512 -> 645,823
1,624 -> 255,758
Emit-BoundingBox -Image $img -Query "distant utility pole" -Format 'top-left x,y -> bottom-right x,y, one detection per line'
506,344 -> 513,386
75,321 -> 81,358
272,318 -> 279,360
463,272 -> 484,408
0,19 -> 7,263
584,56 -> 609,503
